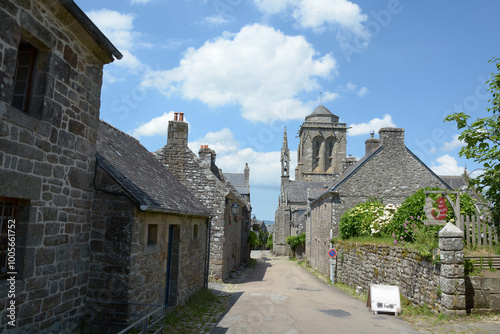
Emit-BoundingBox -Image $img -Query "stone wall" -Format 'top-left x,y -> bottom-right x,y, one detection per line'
0,1 -> 112,332
332,242 -> 441,311
466,276 -> 500,314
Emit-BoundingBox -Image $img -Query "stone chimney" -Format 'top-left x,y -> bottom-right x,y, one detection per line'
244,163 -> 249,185
365,131 -> 381,155
379,127 -> 405,150
342,155 -> 357,172
167,112 -> 188,147
199,145 -> 216,170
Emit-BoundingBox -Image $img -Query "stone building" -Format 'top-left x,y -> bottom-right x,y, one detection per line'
156,113 -> 251,280
307,128 -> 452,277
0,0 -> 121,332
274,105 -> 347,256
89,121 -> 211,328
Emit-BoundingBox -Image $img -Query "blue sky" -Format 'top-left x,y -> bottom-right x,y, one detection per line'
77,0 -> 500,221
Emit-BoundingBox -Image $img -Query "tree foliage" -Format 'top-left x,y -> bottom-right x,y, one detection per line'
286,233 -> 306,258
444,57 -> 500,227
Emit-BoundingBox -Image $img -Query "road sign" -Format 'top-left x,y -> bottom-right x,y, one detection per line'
328,248 -> 337,258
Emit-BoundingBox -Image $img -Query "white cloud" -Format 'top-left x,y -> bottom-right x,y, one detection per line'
188,128 -> 240,156
202,15 -> 234,26
130,111 -> 179,138
348,114 -> 396,136
217,149 -> 286,189
131,0 -> 151,4
441,134 -> 464,151
142,24 -> 337,123
357,86 -> 368,98
86,9 -> 146,78
343,81 -> 368,98
253,0 -> 368,36
430,154 -> 465,176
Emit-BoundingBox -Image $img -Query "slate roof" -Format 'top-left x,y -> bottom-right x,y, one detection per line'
327,146 -> 452,193
224,173 -> 250,196
284,181 -> 329,203
305,105 -> 339,121
439,175 -> 466,190
96,121 -> 210,217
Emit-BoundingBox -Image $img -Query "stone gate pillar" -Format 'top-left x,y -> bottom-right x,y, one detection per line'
438,222 -> 466,316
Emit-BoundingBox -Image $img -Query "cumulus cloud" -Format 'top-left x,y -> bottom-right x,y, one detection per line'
253,0 -> 368,35
441,134 -> 464,151
430,155 -> 465,176
188,128 -> 240,156
142,24 -> 337,123
130,111 -> 179,138
202,15 -> 235,26
86,9 -> 146,77
348,114 -> 396,136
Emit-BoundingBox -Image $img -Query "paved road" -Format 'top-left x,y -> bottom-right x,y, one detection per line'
212,251 -> 419,334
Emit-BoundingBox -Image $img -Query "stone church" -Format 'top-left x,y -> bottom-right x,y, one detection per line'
274,105 -> 351,255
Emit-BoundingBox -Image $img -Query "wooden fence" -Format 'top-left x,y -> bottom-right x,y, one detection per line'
460,216 -> 498,248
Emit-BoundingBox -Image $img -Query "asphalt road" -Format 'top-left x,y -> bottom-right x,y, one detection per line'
212,250 -> 419,334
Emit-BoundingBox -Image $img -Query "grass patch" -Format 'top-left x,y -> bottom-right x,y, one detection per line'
334,236 -> 395,246
165,288 -> 229,334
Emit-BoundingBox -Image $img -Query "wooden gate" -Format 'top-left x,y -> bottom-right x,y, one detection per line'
462,215 -> 498,247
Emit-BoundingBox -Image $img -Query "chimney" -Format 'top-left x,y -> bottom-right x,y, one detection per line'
167,112 -> 188,147
199,145 -> 216,169
244,163 -> 249,185
365,131 -> 381,155
379,127 -> 405,150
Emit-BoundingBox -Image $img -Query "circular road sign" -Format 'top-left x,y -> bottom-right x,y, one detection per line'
328,248 -> 337,259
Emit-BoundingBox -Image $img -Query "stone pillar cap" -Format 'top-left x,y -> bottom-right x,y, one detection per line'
438,222 -> 463,238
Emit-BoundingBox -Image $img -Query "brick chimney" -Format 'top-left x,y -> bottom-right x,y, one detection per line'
365,131 -> 381,155
379,127 -> 405,150
167,112 -> 188,147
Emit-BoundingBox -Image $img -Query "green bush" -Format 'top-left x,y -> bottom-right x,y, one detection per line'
387,187 -> 478,245
248,231 -> 260,249
339,201 -> 384,239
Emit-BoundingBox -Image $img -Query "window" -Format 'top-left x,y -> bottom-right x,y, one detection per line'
12,42 -> 37,112
147,224 -> 158,246
193,224 -> 198,239
312,137 -> 323,171
325,137 -> 335,171
0,198 -> 17,279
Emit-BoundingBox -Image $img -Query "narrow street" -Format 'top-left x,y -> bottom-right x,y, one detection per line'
212,250 -> 419,334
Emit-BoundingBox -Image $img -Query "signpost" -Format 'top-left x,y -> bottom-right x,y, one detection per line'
423,190 -> 462,230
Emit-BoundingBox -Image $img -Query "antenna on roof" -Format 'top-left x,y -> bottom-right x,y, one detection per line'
319,92 -> 323,105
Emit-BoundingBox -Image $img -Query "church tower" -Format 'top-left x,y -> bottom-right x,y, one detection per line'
281,126 -> 290,185
295,105 -> 347,182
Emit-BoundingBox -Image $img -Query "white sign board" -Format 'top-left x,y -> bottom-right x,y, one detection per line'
367,285 -> 401,316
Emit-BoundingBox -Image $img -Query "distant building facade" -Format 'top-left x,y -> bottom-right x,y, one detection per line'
274,105 -> 347,256
156,113 -> 251,280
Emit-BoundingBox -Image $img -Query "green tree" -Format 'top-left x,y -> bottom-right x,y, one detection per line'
266,233 -> 273,250
286,233 -> 306,258
445,57 -> 500,228
248,231 -> 260,249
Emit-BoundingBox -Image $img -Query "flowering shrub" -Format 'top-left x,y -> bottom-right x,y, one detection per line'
370,203 -> 400,236
339,201 -> 384,239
